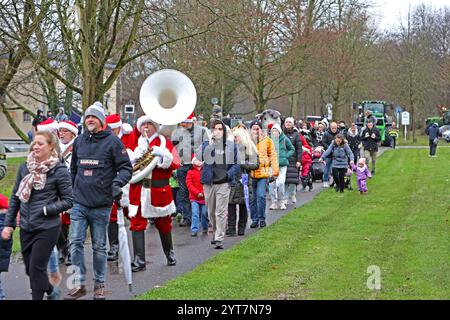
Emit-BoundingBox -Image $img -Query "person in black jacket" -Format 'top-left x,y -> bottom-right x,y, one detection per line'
0,194 -> 12,300
345,123 -> 361,163
1,131 -> 73,300
64,102 -> 132,300
425,123 -> 441,157
283,117 -> 302,204
360,122 -> 381,174
227,125 -> 259,236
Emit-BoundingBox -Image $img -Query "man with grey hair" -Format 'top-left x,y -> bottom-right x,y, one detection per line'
64,102 -> 132,300
171,112 -> 209,227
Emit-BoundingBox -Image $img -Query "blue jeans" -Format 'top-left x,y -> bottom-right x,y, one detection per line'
70,203 -> 111,285
323,157 -> 332,182
190,201 -> 208,233
0,273 -> 5,300
250,178 -> 267,223
47,246 -> 59,274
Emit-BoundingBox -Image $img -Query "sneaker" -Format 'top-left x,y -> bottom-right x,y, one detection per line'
323,182 -> 329,188
191,231 -> 197,237
211,239 -> 218,245
259,221 -> 266,228
279,203 -> 287,210
179,219 -> 189,227
308,185 -> 313,191
250,221 -> 258,228
93,283 -> 106,300
47,286 -> 61,300
202,229 -> 208,235
289,194 -> 298,204
269,202 -> 277,210
63,285 -> 87,300
214,241 -> 224,249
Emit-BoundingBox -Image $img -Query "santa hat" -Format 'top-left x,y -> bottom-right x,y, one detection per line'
285,117 -> 295,125
105,114 -> 122,129
181,112 -> 195,123
269,123 -> 282,134
0,194 -> 8,210
136,115 -> 159,132
37,118 -> 59,132
58,120 -> 78,135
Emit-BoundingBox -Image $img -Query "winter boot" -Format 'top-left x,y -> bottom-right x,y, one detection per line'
131,231 -> 146,272
159,230 -> 177,266
107,222 -> 119,262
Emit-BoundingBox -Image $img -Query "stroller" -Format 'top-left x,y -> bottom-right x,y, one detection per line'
311,146 -> 325,182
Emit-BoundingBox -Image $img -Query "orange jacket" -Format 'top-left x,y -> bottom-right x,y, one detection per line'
251,136 -> 279,179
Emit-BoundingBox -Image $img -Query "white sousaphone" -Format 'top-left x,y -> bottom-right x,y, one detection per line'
130,69 -> 197,184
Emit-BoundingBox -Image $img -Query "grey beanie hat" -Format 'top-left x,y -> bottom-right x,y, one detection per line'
85,101 -> 106,126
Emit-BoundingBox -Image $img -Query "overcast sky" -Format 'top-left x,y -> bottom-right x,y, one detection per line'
372,0 -> 450,30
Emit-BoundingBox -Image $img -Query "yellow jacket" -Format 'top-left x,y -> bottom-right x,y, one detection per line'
251,136 -> 279,179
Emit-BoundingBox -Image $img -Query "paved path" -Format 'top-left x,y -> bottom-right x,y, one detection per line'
3,183 -> 324,300
4,147 -> 396,300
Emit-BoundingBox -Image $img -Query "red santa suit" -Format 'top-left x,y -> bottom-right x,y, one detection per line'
128,124 -> 181,234
105,114 -> 134,223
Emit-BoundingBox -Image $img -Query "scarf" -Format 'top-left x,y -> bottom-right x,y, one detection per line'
59,137 -> 76,156
16,153 -> 60,203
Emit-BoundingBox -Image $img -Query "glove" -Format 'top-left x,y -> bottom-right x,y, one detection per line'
112,183 -> 123,202
151,146 -> 166,158
365,133 -> 370,138
371,133 -> 376,139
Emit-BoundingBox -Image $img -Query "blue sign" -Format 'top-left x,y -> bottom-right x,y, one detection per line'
394,106 -> 403,114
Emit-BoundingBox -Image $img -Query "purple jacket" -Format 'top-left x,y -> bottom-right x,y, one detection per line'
352,164 -> 371,181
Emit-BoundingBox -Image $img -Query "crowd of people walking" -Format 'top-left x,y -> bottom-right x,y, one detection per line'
0,103 -> 395,300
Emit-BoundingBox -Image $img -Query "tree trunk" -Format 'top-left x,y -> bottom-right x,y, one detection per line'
1,104 -> 30,143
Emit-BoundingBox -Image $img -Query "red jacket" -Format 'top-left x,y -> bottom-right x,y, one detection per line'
186,166 -> 205,203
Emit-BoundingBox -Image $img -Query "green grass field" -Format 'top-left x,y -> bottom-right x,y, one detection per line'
397,134 -> 429,146
1,157 -> 25,254
138,148 -> 450,300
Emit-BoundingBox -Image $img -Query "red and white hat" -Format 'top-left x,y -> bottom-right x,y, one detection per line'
136,115 -> 159,132
181,112 -> 195,123
37,118 -> 59,132
58,120 -> 78,135
105,114 -> 122,129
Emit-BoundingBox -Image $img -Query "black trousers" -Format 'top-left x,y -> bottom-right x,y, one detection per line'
227,204 -> 248,232
332,167 -> 347,192
429,140 -> 437,156
20,226 -> 60,300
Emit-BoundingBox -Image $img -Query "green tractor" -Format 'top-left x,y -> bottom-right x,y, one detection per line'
425,106 -> 450,127
355,100 -> 393,146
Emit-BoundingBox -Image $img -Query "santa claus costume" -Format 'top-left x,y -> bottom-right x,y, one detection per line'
56,120 -> 79,265
127,115 -> 181,271
105,114 -> 133,262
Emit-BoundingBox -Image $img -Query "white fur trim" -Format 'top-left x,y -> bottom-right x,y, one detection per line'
137,115 -> 159,132
302,146 -> 311,153
58,122 -> 78,135
128,204 -> 139,218
122,122 -> 133,134
108,121 -> 122,129
140,187 -> 175,218
38,122 -> 59,132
